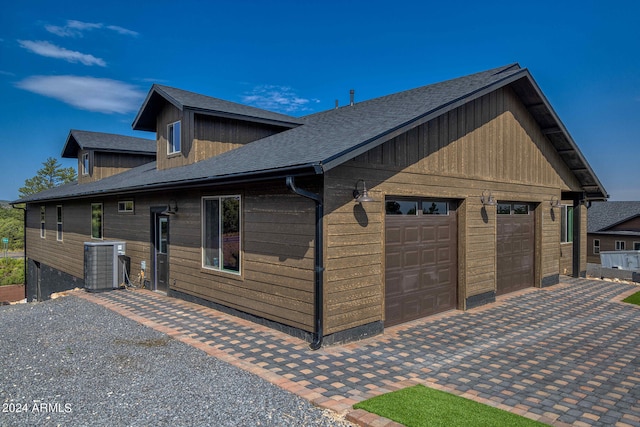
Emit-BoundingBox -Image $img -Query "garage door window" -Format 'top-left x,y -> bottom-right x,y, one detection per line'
498,203 -> 529,215
386,199 -> 449,216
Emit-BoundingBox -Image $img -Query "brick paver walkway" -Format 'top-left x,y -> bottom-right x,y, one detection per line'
75,278 -> 640,426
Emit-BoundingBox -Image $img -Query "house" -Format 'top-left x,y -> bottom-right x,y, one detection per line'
14,64 -> 608,348
587,201 -> 640,264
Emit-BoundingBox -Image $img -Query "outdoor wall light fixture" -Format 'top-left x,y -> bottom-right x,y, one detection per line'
481,190 -> 497,207
161,199 -> 179,215
550,196 -> 561,209
353,179 -> 375,203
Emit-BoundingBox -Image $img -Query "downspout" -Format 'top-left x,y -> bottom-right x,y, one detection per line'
285,176 -> 324,350
11,204 -> 27,300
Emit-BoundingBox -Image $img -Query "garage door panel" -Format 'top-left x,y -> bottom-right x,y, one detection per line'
385,199 -> 457,327
497,204 -> 534,295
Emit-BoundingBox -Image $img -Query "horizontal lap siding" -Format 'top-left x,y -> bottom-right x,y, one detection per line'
168,185 -> 316,332
325,87 -> 573,330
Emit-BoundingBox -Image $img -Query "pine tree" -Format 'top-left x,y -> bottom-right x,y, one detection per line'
18,157 -> 76,198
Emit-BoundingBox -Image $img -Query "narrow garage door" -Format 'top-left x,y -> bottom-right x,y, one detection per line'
385,198 -> 457,327
497,202 -> 535,295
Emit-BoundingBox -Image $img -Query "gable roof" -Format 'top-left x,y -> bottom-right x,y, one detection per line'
61,130 -> 156,158
132,84 -> 303,131
588,201 -> 640,233
15,64 -> 608,204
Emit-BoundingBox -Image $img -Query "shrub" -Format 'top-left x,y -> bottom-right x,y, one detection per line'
0,258 -> 24,286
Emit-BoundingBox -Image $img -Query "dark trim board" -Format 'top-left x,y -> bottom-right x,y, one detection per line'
465,291 -> 496,309
542,274 -> 560,287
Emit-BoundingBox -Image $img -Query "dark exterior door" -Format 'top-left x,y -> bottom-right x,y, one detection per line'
152,211 -> 169,293
497,202 -> 535,295
385,198 -> 457,327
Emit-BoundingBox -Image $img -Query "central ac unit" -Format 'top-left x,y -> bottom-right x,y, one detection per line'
84,241 -> 128,292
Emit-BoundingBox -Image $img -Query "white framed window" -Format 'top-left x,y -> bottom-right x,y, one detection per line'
634,242 -> 640,251
40,206 -> 46,238
202,195 -> 241,274
593,239 -> 600,254
167,121 -> 181,154
91,203 -> 103,240
56,205 -> 63,241
82,153 -> 90,176
615,241 -> 626,251
118,200 -> 134,213
561,205 -> 574,243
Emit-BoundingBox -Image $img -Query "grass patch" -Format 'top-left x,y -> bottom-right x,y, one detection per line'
0,258 -> 24,286
623,290 -> 640,306
353,384 -> 547,427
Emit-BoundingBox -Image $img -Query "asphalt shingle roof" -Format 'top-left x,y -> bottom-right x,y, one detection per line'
15,64 -> 606,204
61,130 -> 156,158
587,201 -> 640,232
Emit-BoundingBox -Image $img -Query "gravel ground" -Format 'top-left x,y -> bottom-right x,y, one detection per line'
0,296 -> 353,427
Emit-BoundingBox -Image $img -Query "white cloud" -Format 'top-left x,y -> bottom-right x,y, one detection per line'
46,20 -> 138,37
18,40 -> 106,66
16,75 -> 145,114
242,85 -> 319,113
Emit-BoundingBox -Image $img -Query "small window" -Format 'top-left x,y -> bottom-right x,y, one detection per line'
118,201 -> 134,213
385,200 -> 418,215
40,206 -> 46,238
513,204 -> 529,215
561,205 -> 574,243
56,205 -> 63,242
202,196 -> 241,274
593,239 -> 600,255
497,203 -> 511,215
167,121 -> 181,154
82,153 -> 90,176
91,203 -> 103,240
634,242 -> 640,251
615,241 -> 626,251
423,201 -> 448,215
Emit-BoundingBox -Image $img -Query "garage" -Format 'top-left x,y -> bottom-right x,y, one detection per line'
384,198 -> 457,326
496,202 -> 535,295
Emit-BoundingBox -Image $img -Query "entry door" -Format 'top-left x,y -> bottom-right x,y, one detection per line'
153,214 -> 169,293
496,202 -> 535,295
385,198 -> 457,327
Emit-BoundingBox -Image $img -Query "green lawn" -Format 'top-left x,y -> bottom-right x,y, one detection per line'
353,384 -> 547,427
623,290 -> 640,306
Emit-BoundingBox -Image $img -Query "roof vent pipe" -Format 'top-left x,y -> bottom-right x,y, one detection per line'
349,89 -> 355,106
335,99 -> 339,109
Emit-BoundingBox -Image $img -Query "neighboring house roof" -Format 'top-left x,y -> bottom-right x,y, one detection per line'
132,84 -> 303,131
587,201 -> 640,233
61,130 -> 156,158
15,64 -> 608,204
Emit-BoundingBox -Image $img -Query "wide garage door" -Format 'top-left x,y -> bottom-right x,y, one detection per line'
385,198 -> 457,327
497,202 -> 535,295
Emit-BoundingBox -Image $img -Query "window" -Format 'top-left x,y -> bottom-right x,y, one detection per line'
167,121 -> 181,154
40,206 -> 46,238
593,239 -> 600,254
635,242 -> 640,251
497,203 -> 511,215
616,241 -> 626,251
385,199 -> 449,216
202,196 -> 241,274
82,153 -> 89,176
91,203 -> 103,239
56,205 -> 63,241
561,205 -> 574,243
118,200 -> 134,213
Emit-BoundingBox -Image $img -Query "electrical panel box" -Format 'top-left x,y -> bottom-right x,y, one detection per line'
84,241 -> 127,292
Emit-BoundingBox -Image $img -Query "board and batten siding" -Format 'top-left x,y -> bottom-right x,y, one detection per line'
323,86 -> 577,333
167,183 -> 317,332
156,103 -> 289,171
78,150 -> 154,184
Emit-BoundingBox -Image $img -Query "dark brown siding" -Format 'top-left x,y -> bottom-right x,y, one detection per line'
77,151 -> 154,184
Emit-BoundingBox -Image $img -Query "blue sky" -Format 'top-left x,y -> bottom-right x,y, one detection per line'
1,0 -> 638,201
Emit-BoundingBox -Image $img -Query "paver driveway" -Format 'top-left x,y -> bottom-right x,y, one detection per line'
77,277 -> 640,426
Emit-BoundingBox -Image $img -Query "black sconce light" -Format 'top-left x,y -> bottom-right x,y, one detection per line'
481,190 -> 497,207
353,179 -> 375,203
550,196 -> 561,209
161,199 -> 179,215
